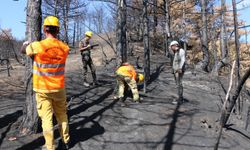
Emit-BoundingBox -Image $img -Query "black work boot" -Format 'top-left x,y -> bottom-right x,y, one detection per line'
118,97 -> 124,101
179,97 -> 184,103
61,140 -> 72,150
118,97 -> 127,106
62,141 -> 71,150
134,97 -> 143,103
92,80 -> 100,86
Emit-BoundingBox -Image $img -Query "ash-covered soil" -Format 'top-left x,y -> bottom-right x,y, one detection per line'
0,50 -> 250,150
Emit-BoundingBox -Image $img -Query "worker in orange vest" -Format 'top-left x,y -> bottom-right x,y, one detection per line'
21,16 -> 71,150
114,62 -> 144,106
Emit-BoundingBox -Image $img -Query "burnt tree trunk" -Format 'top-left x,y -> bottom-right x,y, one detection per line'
164,0 -> 171,57
73,22 -> 76,47
182,0 -> 187,52
152,0 -> 157,55
143,0 -> 150,93
54,0 -> 59,16
62,0 -> 70,44
211,25 -> 218,70
211,4 -> 218,70
116,0 -> 127,63
220,0 -> 228,60
212,0 -> 228,75
200,0 -> 210,72
19,0 -> 42,135
232,0 -> 241,114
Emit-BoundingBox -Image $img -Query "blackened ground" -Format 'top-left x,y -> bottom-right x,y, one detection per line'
0,52 -> 250,150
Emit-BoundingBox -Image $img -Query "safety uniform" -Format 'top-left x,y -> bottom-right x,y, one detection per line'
79,38 -> 96,84
26,37 -> 70,150
172,48 -> 186,101
115,64 -> 139,101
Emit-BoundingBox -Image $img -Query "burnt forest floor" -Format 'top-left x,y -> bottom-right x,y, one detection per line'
0,51 -> 250,150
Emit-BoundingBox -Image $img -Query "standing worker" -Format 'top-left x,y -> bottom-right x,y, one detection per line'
169,41 -> 186,104
79,31 -> 97,87
21,16 -> 71,150
114,62 -> 144,106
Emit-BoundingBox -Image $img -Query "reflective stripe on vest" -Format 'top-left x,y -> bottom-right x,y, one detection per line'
33,61 -> 65,76
33,70 -> 65,76
34,62 -> 65,68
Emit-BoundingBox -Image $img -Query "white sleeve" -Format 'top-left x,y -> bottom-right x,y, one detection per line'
179,49 -> 186,69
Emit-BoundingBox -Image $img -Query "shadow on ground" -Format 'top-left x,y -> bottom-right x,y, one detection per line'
15,85 -> 116,149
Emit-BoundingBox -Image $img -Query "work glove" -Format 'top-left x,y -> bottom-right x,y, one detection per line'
124,76 -> 132,83
21,41 -> 30,54
23,41 -> 30,46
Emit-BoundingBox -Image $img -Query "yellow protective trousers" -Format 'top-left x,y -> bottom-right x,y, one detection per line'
36,89 -> 70,150
116,75 -> 139,101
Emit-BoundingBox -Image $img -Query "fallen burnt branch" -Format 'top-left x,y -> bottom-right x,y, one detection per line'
215,66 -> 250,150
220,67 -> 250,126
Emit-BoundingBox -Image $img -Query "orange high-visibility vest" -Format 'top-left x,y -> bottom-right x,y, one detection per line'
116,64 -> 137,80
26,38 -> 69,93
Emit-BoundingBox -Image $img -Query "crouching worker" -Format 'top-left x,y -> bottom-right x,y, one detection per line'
114,62 -> 144,106
21,16 -> 71,150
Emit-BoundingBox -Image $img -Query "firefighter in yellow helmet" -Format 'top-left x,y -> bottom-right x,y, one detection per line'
21,16 -> 71,150
79,31 -> 97,87
114,62 -> 144,106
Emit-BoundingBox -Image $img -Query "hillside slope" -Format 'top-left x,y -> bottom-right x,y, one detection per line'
0,41 -> 250,150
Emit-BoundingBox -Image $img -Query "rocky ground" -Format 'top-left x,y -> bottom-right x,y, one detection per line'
0,47 -> 250,150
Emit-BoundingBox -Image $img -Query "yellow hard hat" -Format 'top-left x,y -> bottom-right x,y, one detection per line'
43,16 -> 60,27
85,31 -> 93,37
137,73 -> 144,84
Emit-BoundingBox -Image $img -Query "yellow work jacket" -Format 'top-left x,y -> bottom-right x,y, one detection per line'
26,38 -> 69,93
116,65 -> 137,80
